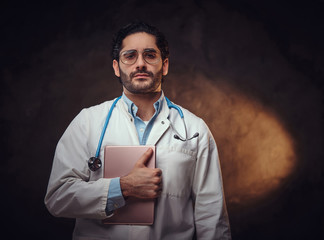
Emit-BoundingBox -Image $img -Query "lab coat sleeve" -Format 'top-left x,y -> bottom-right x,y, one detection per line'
192,119 -> 231,239
45,109 -> 111,219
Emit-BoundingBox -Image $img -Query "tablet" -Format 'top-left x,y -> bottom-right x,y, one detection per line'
102,145 -> 156,225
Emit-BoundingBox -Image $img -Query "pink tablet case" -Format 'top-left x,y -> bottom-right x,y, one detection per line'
102,145 -> 155,225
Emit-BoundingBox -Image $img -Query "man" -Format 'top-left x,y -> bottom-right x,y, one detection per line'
45,22 -> 231,239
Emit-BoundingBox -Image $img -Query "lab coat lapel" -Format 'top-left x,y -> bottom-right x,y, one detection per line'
116,99 -> 140,145
146,98 -> 170,145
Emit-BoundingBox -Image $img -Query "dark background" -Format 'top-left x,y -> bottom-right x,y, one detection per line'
1,0 -> 323,239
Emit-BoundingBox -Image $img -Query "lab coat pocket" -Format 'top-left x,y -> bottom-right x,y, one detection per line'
157,146 -> 196,197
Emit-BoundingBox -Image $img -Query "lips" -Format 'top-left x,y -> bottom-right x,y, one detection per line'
131,71 -> 153,79
134,73 -> 149,77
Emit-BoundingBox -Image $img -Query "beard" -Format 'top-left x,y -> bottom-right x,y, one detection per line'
119,67 -> 163,94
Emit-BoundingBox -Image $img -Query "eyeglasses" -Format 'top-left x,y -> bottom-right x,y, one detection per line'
119,49 -> 161,65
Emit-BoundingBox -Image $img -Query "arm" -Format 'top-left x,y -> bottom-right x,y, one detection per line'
106,178 -> 125,216
45,109 -> 160,218
44,109 -> 111,219
192,120 -> 231,239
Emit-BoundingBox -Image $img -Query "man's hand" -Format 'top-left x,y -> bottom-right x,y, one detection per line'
120,148 -> 162,199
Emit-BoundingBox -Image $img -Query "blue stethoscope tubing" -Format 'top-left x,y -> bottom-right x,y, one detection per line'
88,96 -> 198,171
95,96 -> 122,158
95,96 -> 184,158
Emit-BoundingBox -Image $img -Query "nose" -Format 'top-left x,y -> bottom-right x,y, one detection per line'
135,53 -> 147,70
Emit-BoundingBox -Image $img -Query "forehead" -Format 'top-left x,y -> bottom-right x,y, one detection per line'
121,32 -> 158,52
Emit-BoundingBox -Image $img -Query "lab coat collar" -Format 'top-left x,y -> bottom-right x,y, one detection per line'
117,92 -> 171,145
146,94 -> 171,145
121,92 -> 164,119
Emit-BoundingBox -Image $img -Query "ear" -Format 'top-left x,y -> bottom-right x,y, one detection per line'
112,60 -> 120,77
162,58 -> 169,76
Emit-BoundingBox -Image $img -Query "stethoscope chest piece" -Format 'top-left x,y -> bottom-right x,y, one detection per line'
88,157 -> 102,171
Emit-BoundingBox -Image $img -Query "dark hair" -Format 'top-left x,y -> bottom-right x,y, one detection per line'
111,21 -> 169,62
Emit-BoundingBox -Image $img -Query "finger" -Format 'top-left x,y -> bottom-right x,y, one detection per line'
152,175 -> 162,185
154,168 -> 162,177
152,184 -> 163,198
135,148 -> 153,167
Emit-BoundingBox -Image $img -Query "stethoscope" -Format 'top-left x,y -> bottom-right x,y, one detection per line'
88,96 -> 199,171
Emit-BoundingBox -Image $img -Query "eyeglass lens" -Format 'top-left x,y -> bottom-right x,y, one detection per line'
120,49 -> 160,65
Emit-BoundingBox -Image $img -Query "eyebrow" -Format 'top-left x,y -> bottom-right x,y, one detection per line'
121,48 -> 158,54
143,48 -> 158,53
121,49 -> 137,55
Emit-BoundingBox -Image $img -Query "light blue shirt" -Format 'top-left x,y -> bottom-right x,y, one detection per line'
105,93 -> 164,215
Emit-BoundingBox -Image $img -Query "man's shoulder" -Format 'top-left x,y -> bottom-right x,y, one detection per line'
73,98 -> 118,122
169,101 -> 201,120
82,98 -> 117,113
167,100 -> 206,128
169,102 -> 214,141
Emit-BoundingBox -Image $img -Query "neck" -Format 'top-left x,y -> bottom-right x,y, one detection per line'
123,89 -> 162,121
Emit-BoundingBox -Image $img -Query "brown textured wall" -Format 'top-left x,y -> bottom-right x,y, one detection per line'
1,1 -> 323,239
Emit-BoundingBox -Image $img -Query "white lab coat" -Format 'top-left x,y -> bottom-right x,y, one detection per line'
45,96 -> 231,240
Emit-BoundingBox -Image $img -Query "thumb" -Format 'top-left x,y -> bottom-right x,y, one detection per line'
135,148 -> 153,168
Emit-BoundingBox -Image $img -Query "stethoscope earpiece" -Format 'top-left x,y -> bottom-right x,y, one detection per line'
88,157 -> 102,171
174,134 -> 181,140
192,132 -> 199,138
173,133 -> 199,141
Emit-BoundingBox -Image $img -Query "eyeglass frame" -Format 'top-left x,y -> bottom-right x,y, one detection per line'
119,48 -> 163,65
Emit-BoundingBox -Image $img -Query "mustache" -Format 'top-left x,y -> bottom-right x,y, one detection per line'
130,70 -> 154,78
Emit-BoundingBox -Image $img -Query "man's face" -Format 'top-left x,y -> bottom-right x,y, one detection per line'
112,32 -> 169,95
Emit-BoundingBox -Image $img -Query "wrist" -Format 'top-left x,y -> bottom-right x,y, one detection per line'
120,176 -> 130,198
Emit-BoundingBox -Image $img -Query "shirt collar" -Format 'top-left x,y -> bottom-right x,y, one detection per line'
121,92 -> 164,118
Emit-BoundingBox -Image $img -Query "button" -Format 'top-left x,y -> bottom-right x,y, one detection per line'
161,121 -> 165,124
140,128 -> 144,132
